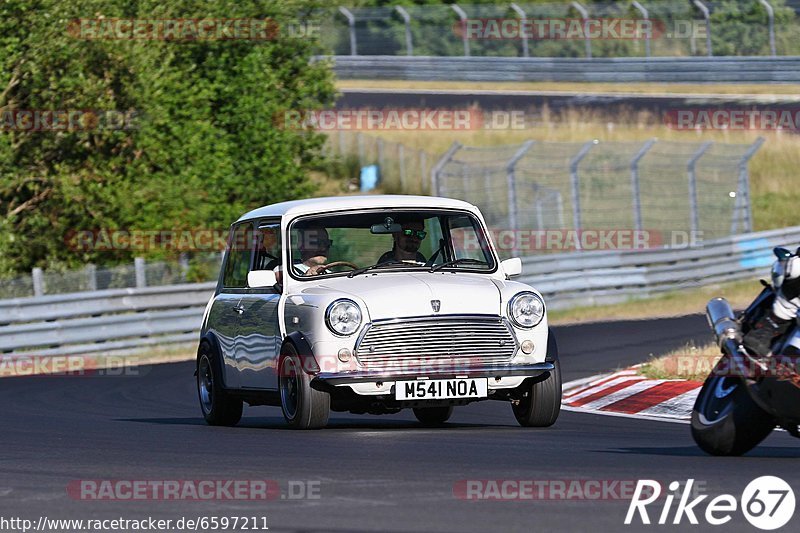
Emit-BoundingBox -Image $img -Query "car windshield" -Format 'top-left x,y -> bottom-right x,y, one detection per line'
288,210 -> 496,279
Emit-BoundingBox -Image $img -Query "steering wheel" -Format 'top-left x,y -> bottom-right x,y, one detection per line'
312,261 -> 360,274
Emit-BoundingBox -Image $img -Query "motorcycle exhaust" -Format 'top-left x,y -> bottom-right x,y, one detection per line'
707,297 -> 761,379
706,297 -> 742,348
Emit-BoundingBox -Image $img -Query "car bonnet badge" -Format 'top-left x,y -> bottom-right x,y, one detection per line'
431,300 -> 441,312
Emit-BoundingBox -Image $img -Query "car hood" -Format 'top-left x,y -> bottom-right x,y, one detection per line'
303,272 -> 502,320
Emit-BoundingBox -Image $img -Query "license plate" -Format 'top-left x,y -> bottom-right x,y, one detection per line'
395,378 -> 488,400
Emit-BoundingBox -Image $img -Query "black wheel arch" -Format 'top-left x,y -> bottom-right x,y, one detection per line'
282,331 -> 321,374
196,332 -> 230,389
545,327 -> 559,362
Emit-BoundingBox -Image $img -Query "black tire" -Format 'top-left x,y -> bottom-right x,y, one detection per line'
197,343 -> 243,426
691,357 -> 775,456
279,343 -> 330,429
413,406 -> 453,426
513,329 -> 562,427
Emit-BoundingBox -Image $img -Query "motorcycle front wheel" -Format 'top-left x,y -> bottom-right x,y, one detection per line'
690,356 -> 775,456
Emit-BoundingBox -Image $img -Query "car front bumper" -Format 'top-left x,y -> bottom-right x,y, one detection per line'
311,362 -> 555,386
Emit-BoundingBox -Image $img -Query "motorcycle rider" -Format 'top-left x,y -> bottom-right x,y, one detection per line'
743,252 -> 800,355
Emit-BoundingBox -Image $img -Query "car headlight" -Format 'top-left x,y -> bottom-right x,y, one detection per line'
325,299 -> 362,336
508,292 -> 545,329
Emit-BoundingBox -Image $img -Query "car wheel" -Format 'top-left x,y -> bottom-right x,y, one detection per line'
513,329 -> 562,427
197,343 -> 243,426
690,356 -> 775,456
279,343 -> 330,429
413,406 -> 453,426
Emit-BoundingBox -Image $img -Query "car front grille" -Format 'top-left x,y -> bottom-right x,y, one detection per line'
354,315 -> 518,370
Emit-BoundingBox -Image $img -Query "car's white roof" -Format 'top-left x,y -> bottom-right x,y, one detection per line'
237,195 -> 478,222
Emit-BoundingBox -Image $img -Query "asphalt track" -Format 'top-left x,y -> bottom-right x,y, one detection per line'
1,314 -> 798,533
338,88 -> 800,119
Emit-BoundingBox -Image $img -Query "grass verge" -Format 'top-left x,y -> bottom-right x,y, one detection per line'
332,78 -> 800,232
638,342 -> 720,381
549,277 -> 761,326
0,343 -> 196,378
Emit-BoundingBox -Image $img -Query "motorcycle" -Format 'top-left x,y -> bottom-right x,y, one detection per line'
691,247 -> 800,456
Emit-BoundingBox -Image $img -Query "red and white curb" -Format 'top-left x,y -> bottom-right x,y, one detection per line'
561,367 -> 703,424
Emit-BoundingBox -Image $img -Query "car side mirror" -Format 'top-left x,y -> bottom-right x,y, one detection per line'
248,269 -> 278,289
501,257 -> 522,278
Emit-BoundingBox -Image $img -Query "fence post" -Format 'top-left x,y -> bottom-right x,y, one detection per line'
430,142 -> 462,196
510,3 -> 529,58
395,6 -> 413,56
398,144 -> 406,191
732,137 -> 764,234
451,4 -> 470,57
758,0 -> 776,57
134,257 -> 147,288
505,141 -> 535,248
569,141 -> 597,246
571,1 -> 592,59
692,0 -> 713,56
85,263 -> 97,291
338,130 -> 345,156
338,7 -> 358,56
32,267 -> 44,297
357,132 -> 364,167
630,138 -> 656,232
419,150 -> 427,194
632,1 -> 651,58
377,138 -> 385,172
688,141 -> 713,236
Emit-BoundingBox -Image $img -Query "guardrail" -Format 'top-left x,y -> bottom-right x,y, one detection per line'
0,283 -> 215,357
325,55 -> 800,83
2,226 -> 800,357
521,226 -> 800,310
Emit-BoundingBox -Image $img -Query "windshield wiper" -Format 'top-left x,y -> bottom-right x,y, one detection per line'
348,260 -> 412,278
430,258 -> 488,272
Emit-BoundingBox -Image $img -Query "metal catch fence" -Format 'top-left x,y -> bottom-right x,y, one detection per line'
431,137 -> 763,245
320,1 -> 799,58
325,131 -> 436,195
0,254 -> 223,300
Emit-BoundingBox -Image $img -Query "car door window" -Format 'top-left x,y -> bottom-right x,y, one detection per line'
254,222 -> 282,271
222,223 -> 253,289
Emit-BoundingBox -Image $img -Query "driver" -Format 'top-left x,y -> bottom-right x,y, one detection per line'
744,253 -> 800,354
294,227 -> 332,276
377,219 -> 427,264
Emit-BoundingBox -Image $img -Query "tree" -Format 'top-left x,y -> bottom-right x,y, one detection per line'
0,0 -> 336,274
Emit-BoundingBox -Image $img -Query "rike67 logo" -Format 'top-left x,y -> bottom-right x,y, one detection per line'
625,477 -> 795,530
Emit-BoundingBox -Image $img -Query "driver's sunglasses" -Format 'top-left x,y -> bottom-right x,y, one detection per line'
402,229 -> 426,239
317,238 -> 333,249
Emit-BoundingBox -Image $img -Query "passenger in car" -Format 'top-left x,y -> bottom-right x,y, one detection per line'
377,219 -> 427,264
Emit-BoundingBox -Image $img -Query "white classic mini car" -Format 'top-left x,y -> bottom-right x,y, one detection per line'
197,195 -> 561,429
